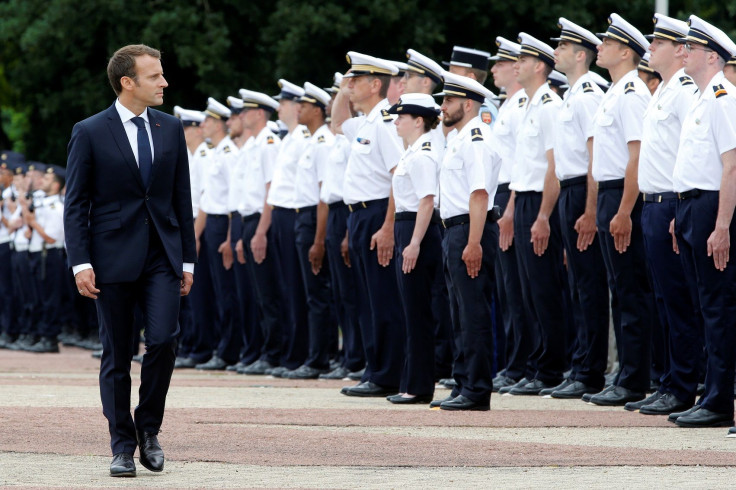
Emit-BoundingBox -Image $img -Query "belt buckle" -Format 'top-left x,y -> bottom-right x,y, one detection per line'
657,195 -> 662,203
362,201 -> 367,209
348,204 -> 354,212
678,192 -> 684,200
442,219 -> 447,229
295,208 -> 300,213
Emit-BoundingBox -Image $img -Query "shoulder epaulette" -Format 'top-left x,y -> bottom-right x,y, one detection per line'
381,109 -> 393,122
470,128 -> 484,142
199,149 -> 207,157
317,135 -> 326,143
541,93 -> 553,104
679,76 -> 694,87
266,135 -> 275,145
714,84 -> 727,98
223,145 -> 231,153
624,81 -> 636,94
518,97 -> 528,108
207,142 -> 214,149
582,82 -> 594,93
302,128 -> 311,138
421,141 -> 432,151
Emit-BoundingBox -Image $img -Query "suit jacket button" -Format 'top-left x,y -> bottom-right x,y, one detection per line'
145,195 -> 149,201
144,218 -> 149,225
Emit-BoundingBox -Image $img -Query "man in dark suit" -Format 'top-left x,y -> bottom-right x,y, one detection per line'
64,44 -> 196,477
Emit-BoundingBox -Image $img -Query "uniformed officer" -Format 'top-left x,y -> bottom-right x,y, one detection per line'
331,52 -> 406,396
429,72 -> 501,411
589,13 -> 655,406
0,151 -> 23,347
638,53 -> 662,94
195,97 -> 240,370
724,56 -> 736,84
443,46 -> 499,127
550,18 -> 610,398
505,33 -> 567,395
547,70 -> 569,96
668,15 -> 736,429
384,93 -> 443,404
489,36 -> 532,392
236,88 -> 286,376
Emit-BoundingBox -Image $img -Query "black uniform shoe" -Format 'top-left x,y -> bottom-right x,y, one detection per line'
500,377 -> 530,394
624,391 -> 663,412
589,386 -> 645,406
668,404 -> 700,423
284,365 -> 328,379
675,407 -> 734,428
726,426 -> 736,438
491,375 -> 518,392
110,452 -> 136,477
226,361 -> 247,372
509,379 -> 557,396
551,381 -> 599,399
429,394 -> 455,408
27,337 -> 60,353
196,355 -> 227,371
174,357 -> 197,369
343,381 -> 394,397
440,395 -> 490,411
319,366 -> 350,380
386,394 -> 434,404
583,385 -> 614,402
0,332 -> 16,348
604,371 -> 618,387
91,349 -> 103,359
540,379 -> 573,396
137,431 -> 164,472
269,366 -> 290,378
240,359 -> 274,375
696,383 -> 705,396
639,393 -> 692,415
347,368 -> 365,381
132,354 -> 144,364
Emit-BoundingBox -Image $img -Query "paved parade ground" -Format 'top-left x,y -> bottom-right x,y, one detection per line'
1,346 -> 735,489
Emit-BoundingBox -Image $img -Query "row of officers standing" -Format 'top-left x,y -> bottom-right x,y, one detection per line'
3,10 -> 736,436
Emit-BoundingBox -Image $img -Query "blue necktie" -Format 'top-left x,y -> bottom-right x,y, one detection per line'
131,116 -> 152,187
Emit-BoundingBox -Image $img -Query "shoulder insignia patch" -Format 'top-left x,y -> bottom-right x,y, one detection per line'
49,203 -> 55,210
200,149 -> 207,157
302,129 -> 311,138
382,109 -> 393,122
582,82 -> 594,93
518,97 -> 528,108
471,128 -> 484,142
317,135 -> 326,143
624,82 -> 636,94
421,141 -> 432,151
714,84 -> 727,98
541,93 -> 552,104
679,76 -> 694,86
223,145 -> 231,153
266,135 -> 275,145
207,142 -> 214,149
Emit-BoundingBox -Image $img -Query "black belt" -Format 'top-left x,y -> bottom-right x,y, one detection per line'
295,205 -> 317,213
559,175 -> 587,188
230,211 -> 241,220
497,182 -> 511,193
677,189 -> 704,200
597,179 -> 625,190
442,209 -> 500,229
395,210 -> 441,224
241,212 -> 261,223
642,192 -> 678,203
328,202 -> 347,210
347,198 -> 388,213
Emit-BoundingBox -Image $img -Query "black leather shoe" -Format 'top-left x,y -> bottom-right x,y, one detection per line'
583,385 -> 614,402
269,366 -> 290,378
137,431 -> 164,472
551,380 -> 599,399
196,355 -> 227,371
491,375 -> 518,392
589,386 -> 645,406
639,393 -> 692,415
668,404 -> 700,423
429,395 -> 455,408
727,426 -> 736,438
509,379 -> 556,396
240,359 -> 274,375
340,383 -> 361,395
174,357 -> 197,369
27,337 -> 60,353
440,394 -> 490,411
439,378 -> 457,388
347,368 -> 365,381
500,377 -> 530,394
343,381 -> 394,397
540,379 -> 572,396
624,391 -> 663,412
110,452 -> 136,477
0,332 -> 15,349
284,365 -> 328,379
676,407 -> 734,428
91,349 -> 103,359
132,354 -> 144,364
319,366 -> 350,380
226,361 -> 247,372
386,394 -> 434,404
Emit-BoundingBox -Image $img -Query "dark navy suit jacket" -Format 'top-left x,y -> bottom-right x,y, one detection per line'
64,103 -> 196,284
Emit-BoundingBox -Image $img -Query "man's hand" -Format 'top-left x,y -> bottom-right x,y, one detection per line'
235,238 -> 246,264
609,212 -> 632,253
75,269 -> 100,300
669,218 -> 679,255
401,242 -> 420,274
309,242 -> 325,275
574,212 -> 597,252
218,240 -> 233,270
707,226 -> 730,271
250,232 -> 267,264
370,226 -> 394,267
462,242 -> 483,278
530,216 -> 550,256
180,271 -> 194,296
498,215 -> 514,251
341,235 -> 351,267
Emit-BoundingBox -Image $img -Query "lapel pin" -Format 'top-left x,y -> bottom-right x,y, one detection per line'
155,123 -> 160,127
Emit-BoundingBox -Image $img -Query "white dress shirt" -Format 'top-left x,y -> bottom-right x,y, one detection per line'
199,136 -> 237,215
189,142 -> 210,217
320,134 -> 350,205
493,88 -> 527,185
241,126 -> 280,216
294,124 -> 334,208
267,125 -> 311,208
393,132 -> 438,212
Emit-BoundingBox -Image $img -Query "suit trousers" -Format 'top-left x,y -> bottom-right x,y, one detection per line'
231,212 -> 260,365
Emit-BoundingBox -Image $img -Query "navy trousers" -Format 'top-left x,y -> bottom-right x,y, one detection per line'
558,181 -> 609,389
96,230 -> 180,455
11,249 -> 33,336
430,239 -> 454,380
513,192 -> 567,385
231,213 -> 260,365
443,221 -> 497,403
675,191 -> 735,415
347,201 -> 404,388
596,187 -> 655,393
394,219 -> 442,396
0,242 -> 12,334
181,231 -> 216,363
325,203 -> 364,372
29,248 -> 65,339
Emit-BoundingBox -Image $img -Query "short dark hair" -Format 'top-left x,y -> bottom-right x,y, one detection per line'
469,67 -> 488,84
541,62 -> 553,78
107,44 -> 161,95
51,173 -> 65,190
366,74 -> 391,98
572,44 -> 596,67
411,114 -> 440,132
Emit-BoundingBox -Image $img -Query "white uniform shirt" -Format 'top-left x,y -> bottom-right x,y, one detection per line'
12,204 -> 28,252
267,125 -> 311,208
0,186 -> 13,244
29,194 -> 64,252
228,137 -> 252,213
592,69 -> 650,182
320,134 -> 350,205
294,124 -> 334,208
639,68 -> 698,193
199,136 -> 237,215
511,83 -> 561,192
342,99 -> 403,204
493,88 -> 527,185
28,189 -> 47,252
393,132 -> 438,213
673,72 -> 736,192
188,142 -> 209,217
242,127 -> 280,216
554,73 -> 603,181
439,119 -> 501,219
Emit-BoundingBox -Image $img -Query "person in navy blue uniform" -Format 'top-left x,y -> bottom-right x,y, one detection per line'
64,44 -> 196,477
